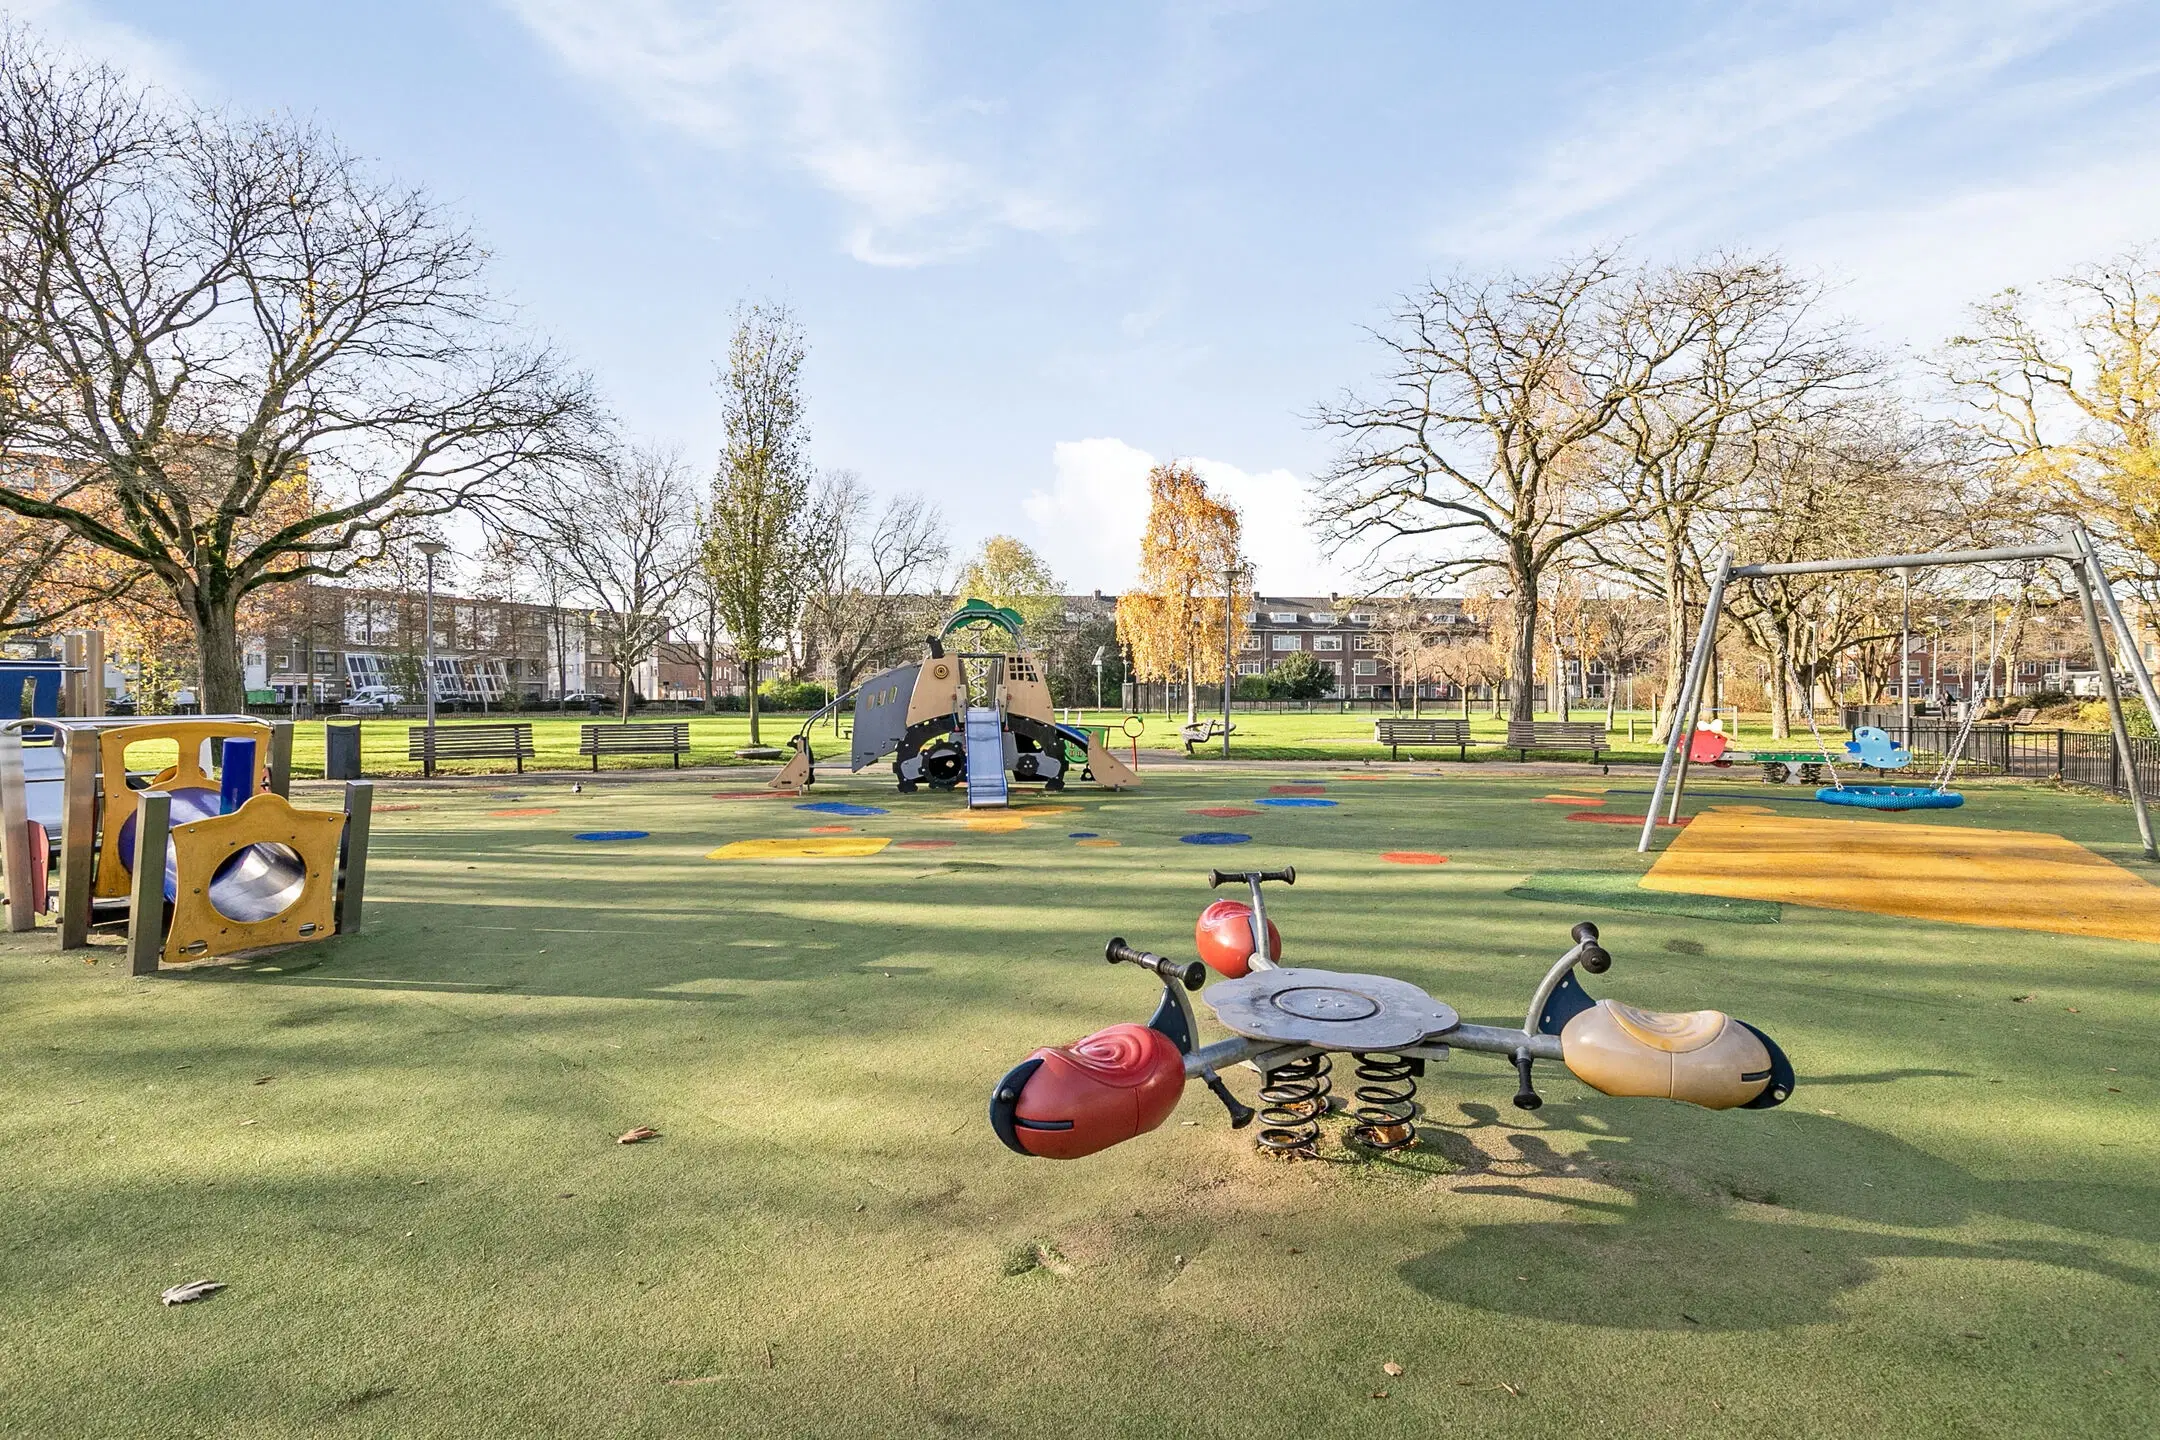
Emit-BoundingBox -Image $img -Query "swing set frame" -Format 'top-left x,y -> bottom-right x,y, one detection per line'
1639,523 -> 2160,857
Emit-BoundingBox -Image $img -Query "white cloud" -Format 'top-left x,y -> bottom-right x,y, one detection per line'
500,0 -> 1079,265
1447,0 -> 2107,259
1020,437 -> 1355,596
6,0 -> 195,90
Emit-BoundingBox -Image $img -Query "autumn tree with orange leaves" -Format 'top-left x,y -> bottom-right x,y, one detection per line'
1115,463 -> 1247,723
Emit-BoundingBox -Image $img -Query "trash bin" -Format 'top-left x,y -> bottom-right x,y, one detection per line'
326,724 -> 363,780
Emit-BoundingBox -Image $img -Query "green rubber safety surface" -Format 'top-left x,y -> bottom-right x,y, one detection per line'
1509,869 -> 1785,923
1,769 -> 2154,1438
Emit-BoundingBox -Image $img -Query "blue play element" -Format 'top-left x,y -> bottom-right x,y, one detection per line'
1817,785 -> 1963,811
795,802 -> 888,816
218,737 -> 258,815
1843,726 -> 1912,770
1179,832 -> 1252,845
574,830 -> 650,842
963,706 -> 1008,808
1069,832 -> 1099,838
1255,797 -> 1338,808
0,660 -> 64,722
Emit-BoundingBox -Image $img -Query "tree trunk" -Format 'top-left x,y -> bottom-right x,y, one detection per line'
1185,658 -> 1198,724
1652,554 -> 1691,744
1768,628 -> 1791,740
1509,578 -> 1541,725
191,587 -> 247,713
746,657 -> 762,744
619,659 -> 633,722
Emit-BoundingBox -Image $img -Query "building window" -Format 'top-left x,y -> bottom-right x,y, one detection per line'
1314,635 -> 1341,652
1240,611 -> 1258,623
1271,634 -> 1301,651
1354,635 -> 1376,651
1268,611 -> 1298,624
1241,634 -> 1262,651
1352,684 -> 1373,698
1354,659 -> 1379,676
1237,661 -> 1266,676
1347,611 -> 1373,624
1308,611 -> 1336,624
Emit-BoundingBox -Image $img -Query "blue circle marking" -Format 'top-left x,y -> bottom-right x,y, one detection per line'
1180,832 -> 1252,845
795,802 -> 889,816
1069,831 -> 1099,838
575,830 -> 649,842
1255,797 -> 1339,808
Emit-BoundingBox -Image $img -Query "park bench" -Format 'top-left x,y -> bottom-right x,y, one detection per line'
579,721 -> 691,771
1506,719 -> 1609,767
1180,718 -> 1235,754
406,722 -> 535,776
1372,716 -> 1474,760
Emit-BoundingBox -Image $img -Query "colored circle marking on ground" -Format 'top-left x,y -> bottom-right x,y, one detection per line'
1255,797 -> 1339,808
491,807 -> 559,818
708,836 -> 895,859
1269,784 -> 1328,796
1069,831 -> 1099,838
1180,832 -> 1252,845
1190,806 -> 1261,818
1382,851 -> 1449,865
808,825 -> 854,834
1076,839 -> 1121,848
575,831 -> 650,842
795,801 -> 889,816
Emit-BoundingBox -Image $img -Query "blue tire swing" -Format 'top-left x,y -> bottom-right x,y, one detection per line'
1816,783 -> 1963,811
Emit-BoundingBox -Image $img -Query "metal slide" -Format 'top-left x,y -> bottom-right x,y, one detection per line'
963,707 -> 1009,808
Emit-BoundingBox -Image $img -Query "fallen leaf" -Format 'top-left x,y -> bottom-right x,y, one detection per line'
2108,1087 -> 2122,1093
618,1127 -> 660,1145
159,1280 -> 224,1306
1383,1362 -> 1404,1377
2010,994 -> 2033,1003
1371,1389 -> 1389,1399
252,1076 -> 275,1085
238,1119 -> 256,1127
2066,1007 -> 2081,1013
1288,1247 -> 1304,1255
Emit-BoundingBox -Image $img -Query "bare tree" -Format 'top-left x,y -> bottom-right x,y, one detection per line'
1591,257 -> 1871,739
501,445 -> 699,721
798,471 -> 949,696
0,32 -> 598,709
705,302 -> 814,746
1314,252 -> 1700,722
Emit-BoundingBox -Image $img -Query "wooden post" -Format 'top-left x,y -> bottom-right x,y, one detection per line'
125,790 -> 170,975
267,722 -> 294,797
57,732 -> 98,950
0,732 -> 33,933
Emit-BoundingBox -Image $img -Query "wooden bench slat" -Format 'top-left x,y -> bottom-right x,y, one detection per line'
1505,720 -> 1608,765
1371,717 -> 1473,760
407,723 -> 536,774
578,722 -> 691,770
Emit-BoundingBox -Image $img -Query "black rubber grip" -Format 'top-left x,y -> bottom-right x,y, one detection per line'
1571,921 -> 1611,973
1206,866 -> 1296,888
1104,938 -> 1204,991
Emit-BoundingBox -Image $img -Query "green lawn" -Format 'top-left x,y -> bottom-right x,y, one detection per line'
266,707 -> 1844,778
2,768 -> 2152,1436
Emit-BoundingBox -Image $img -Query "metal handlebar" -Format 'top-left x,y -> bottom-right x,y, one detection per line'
1207,867 -> 1294,888
1105,938 -> 1205,991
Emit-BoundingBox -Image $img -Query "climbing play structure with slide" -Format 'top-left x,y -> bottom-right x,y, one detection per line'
991,866 -> 1794,1160
773,600 -> 1138,805
2,692 -> 373,972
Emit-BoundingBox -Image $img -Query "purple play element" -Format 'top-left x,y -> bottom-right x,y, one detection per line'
1255,797 -> 1338,808
795,802 -> 888,816
1179,832 -> 1252,845
575,830 -> 649,842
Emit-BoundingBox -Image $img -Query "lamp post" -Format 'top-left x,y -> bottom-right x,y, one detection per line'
417,540 -> 446,777
1222,562 -> 1248,760
1092,645 -> 1105,711
1898,566 -> 1913,733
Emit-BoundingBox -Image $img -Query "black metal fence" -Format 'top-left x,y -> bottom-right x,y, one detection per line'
1872,722 -> 2160,799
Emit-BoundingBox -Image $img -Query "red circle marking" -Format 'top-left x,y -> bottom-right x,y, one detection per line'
1381,851 -> 1448,865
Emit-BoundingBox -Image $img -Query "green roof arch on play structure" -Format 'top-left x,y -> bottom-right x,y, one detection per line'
940,598 -> 1027,640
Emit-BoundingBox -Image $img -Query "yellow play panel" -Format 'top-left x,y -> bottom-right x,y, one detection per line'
1644,809 -> 2160,943
707,837 -> 893,860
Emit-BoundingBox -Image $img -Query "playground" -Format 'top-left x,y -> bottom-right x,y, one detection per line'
1,762 -> 2153,1438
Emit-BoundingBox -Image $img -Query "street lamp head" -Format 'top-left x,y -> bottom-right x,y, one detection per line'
416,540 -> 447,558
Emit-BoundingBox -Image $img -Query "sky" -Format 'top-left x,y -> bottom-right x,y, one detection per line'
16,0 -> 2160,595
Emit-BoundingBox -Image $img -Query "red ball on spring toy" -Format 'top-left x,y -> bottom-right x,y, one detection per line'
1195,899 -> 1281,979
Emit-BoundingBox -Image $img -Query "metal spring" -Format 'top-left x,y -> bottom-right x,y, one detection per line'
1256,1053 -> 1332,1157
1349,1052 -> 1419,1151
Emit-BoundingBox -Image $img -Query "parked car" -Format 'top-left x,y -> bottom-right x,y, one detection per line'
343,686 -> 406,714
107,695 -> 138,716
557,691 -> 615,713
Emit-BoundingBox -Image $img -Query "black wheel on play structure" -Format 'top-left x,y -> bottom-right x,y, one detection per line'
1046,776 -> 1065,792
922,741 -> 964,790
